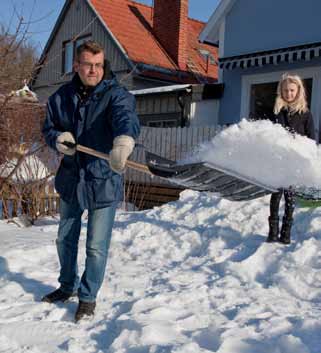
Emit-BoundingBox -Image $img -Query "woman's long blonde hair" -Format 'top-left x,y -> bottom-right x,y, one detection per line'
273,73 -> 308,115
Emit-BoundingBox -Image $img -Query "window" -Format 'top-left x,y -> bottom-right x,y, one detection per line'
198,49 -> 216,65
62,35 -> 91,75
147,120 -> 178,128
63,42 -> 73,74
249,79 -> 312,120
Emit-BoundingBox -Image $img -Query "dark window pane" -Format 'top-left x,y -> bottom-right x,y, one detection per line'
249,78 -> 312,120
63,42 -> 73,74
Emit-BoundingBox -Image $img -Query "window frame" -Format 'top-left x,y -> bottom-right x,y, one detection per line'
240,67 -> 321,139
62,34 -> 92,75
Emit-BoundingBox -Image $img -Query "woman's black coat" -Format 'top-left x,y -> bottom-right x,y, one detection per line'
273,109 -> 315,139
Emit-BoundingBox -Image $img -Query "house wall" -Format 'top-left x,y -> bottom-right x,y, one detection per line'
135,93 -> 182,127
190,100 -> 219,127
224,0 -> 321,57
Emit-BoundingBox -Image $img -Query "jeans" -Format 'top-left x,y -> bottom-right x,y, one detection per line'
56,198 -> 117,302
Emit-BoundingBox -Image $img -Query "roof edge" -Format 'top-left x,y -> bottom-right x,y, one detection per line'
37,0 -> 72,65
87,0 -> 135,69
199,0 -> 236,44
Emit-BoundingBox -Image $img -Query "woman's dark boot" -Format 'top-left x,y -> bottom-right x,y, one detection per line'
279,217 -> 293,244
266,216 -> 279,242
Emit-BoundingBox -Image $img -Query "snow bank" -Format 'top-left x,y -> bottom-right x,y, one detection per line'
1,190 -> 321,352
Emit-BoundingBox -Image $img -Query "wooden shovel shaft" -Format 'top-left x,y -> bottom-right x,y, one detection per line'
76,144 -> 153,175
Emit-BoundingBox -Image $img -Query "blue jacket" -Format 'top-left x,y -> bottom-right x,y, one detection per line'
42,74 -> 140,210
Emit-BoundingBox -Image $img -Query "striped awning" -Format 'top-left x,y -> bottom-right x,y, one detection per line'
219,42 -> 321,70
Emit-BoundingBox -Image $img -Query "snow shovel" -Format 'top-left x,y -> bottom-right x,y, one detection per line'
62,142 -> 321,203
145,151 -> 276,201
144,151 -> 321,203
62,141 -> 153,175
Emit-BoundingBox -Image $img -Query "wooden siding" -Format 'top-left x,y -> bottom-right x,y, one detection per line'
33,0 -> 131,99
135,93 -> 182,126
136,94 -> 181,115
125,181 -> 183,210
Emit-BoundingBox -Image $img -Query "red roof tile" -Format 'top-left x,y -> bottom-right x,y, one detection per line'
90,0 -> 218,82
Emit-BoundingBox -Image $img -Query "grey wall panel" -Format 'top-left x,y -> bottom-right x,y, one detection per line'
135,94 -> 181,115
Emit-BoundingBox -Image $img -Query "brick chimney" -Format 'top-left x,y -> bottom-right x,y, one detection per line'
153,0 -> 188,70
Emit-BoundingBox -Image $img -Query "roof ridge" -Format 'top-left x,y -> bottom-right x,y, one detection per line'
128,1 -> 206,24
127,0 -> 152,9
188,17 -> 206,25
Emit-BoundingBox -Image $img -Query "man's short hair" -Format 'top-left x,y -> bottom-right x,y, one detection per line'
75,40 -> 105,60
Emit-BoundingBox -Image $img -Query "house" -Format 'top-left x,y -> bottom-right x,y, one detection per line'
131,82 -> 223,127
199,0 -> 321,139
32,0 -> 218,102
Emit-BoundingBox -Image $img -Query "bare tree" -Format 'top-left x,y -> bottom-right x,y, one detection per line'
0,7 -> 58,223
0,22 -> 37,94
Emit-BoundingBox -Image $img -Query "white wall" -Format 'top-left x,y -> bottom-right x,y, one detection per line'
190,100 -> 219,127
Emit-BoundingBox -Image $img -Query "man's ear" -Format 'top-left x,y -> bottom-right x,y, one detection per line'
103,59 -> 113,79
73,61 -> 79,73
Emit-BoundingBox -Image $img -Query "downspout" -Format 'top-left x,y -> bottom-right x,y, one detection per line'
177,91 -> 192,127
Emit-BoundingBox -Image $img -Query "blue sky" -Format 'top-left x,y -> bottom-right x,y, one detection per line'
1,0 -> 220,55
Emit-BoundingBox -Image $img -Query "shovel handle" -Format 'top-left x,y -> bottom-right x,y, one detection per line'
61,141 -> 152,175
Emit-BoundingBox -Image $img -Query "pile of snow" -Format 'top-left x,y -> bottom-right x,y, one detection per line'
0,154 -> 49,182
10,83 -> 38,103
1,190 -> 321,352
188,119 -> 321,189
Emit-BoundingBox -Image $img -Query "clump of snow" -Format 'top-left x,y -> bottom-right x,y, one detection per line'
0,154 -> 48,182
189,119 -> 321,189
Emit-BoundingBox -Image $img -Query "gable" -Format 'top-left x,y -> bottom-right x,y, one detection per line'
199,0 -> 236,44
33,0 -> 132,93
201,0 -> 321,58
224,0 -> 321,57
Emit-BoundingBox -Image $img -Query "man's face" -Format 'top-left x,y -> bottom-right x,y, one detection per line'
74,50 -> 104,87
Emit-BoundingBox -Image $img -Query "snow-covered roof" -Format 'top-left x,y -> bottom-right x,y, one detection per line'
130,84 -> 192,96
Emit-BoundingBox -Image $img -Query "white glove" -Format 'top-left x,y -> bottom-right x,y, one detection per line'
110,135 -> 135,173
56,132 -> 76,155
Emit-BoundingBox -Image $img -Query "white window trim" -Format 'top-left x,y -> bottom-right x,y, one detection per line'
240,67 -> 321,138
218,18 -> 226,83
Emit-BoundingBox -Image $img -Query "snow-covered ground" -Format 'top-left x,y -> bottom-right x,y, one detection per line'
1,190 -> 321,353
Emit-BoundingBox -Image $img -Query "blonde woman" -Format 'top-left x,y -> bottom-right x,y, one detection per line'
267,73 -> 315,244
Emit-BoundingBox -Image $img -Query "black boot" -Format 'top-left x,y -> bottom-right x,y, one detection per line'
266,216 -> 279,242
279,217 -> 293,244
41,288 -> 76,303
75,300 -> 96,322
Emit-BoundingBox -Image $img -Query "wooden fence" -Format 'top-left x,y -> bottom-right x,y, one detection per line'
0,194 -> 60,220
